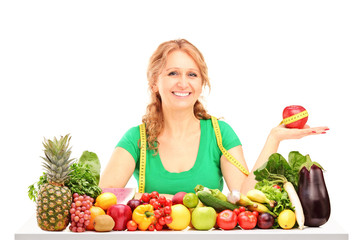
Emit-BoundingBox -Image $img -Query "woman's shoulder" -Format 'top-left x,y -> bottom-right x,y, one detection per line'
201,117 -> 234,130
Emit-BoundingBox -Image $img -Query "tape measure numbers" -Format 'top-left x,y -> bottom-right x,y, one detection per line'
211,116 -> 249,176
139,123 -> 147,193
138,116 -> 249,193
279,110 -> 308,126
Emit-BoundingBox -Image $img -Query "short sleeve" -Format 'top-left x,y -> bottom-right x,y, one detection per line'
218,120 -> 242,150
116,126 -> 141,164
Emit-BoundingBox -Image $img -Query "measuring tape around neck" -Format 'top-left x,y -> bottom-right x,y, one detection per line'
211,116 -> 249,176
138,117 -> 249,193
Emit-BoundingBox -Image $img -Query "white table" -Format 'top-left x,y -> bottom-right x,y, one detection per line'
15,215 -> 349,240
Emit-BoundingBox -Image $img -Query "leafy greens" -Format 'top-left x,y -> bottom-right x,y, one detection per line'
254,151 -> 307,190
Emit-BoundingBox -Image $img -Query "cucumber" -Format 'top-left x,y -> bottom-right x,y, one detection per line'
197,191 -> 238,212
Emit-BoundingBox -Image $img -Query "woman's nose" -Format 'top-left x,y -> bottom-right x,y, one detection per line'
177,73 -> 188,87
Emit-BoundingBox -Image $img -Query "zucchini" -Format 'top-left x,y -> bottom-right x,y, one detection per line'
197,191 -> 238,212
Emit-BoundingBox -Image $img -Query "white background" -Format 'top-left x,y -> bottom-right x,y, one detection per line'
1,0 -> 359,239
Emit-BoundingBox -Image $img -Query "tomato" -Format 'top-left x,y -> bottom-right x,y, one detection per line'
238,211 -> 257,230
141,193 -> 150,203
165,199 -> 172,207
150,191 -> 160,199
148,224 -> 155,231
273,185 -> 281,190
164,215 -> 172,225
252,211 -> 259,218
216,210 -> 238,230
164,206 -> 171,215
233,208 -> 240,216
158,195 -> 166,205
155,222 -> 163,231
126,220 -> 137,231
239,206 -> 246,212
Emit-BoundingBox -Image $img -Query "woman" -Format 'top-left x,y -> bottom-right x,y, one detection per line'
99,39 -> 328,197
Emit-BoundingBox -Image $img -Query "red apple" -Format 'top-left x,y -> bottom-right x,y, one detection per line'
282,105 -> 308,129
172,192 -> 187,205
107,204 -> 132,231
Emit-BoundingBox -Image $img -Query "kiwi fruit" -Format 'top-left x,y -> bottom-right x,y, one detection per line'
94,215 -> 115,232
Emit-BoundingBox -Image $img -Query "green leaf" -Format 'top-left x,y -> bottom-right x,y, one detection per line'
78,151 -> 101,185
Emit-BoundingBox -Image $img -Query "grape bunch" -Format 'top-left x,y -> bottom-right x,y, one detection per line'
69,193 -> 94,232
140,191 -> 173,231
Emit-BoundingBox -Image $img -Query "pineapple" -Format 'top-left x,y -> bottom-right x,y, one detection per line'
36,134 -> 74,231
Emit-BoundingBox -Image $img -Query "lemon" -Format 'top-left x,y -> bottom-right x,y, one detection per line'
183,193 -> 199,208
167,204 -> 191,230
278,209 -> 296,229
94,192 -> 117,211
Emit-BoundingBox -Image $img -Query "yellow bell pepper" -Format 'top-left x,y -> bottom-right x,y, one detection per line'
132,204 -> 156,231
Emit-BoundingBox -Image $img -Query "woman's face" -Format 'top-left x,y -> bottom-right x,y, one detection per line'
154,50 -> 202,112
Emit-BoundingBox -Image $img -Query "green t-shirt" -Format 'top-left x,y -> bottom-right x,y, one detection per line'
116,119 -> 241,194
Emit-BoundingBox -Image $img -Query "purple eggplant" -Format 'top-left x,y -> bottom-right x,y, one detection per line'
298,157 -> 331,227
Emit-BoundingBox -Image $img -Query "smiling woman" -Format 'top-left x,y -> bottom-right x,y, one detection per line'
98,39 -> 329,196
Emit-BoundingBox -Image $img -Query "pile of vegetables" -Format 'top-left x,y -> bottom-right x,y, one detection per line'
253,151 -> 331,229
28,151 -> 102,201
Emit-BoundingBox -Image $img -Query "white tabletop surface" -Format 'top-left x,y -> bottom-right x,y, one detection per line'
15,215 -> 348,240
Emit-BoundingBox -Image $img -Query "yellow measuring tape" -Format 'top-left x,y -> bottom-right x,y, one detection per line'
138,123 -> 147,194
138,116 -> 249,193
279,110 -> 308,126
211,116 -> 249,176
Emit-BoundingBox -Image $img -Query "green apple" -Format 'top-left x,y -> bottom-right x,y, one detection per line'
191,206 -> 217,230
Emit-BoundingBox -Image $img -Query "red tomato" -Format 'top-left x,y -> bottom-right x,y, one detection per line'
216,210 -> 238,230
126,220 -> 137,231
238,211 -> 257,230
148,224 -> 155,231
273,185 -> 281,190
239,206 -> 246,212
141,193 -> 150,203
252,211 -> 259,218
150,191 -> 160,199
233,208 -> 240,215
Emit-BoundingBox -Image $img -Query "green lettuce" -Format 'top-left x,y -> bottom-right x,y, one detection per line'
78,151 -> 101,185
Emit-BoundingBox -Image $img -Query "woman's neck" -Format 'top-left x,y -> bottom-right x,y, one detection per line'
161,109 -> 200,138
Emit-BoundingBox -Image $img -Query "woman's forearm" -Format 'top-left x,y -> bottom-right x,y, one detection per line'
240,133 -> 280,194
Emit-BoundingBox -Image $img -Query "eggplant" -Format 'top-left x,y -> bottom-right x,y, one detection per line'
298,157 -> 331,227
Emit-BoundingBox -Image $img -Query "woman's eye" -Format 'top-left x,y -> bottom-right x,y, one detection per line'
168,71 -> 178,76
189,72 -> 198,77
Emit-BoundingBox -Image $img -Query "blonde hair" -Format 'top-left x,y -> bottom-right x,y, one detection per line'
142,39 -> 211,153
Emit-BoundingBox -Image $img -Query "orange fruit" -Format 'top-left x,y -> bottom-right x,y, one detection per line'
86,206 -> 106,230
94,192 -> 117,211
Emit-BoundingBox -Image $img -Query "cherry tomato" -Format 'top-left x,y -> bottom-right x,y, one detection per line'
141,193 -> 150,203
150,191 -> 160,199
233,208 -> 240,215
148,224 -> 155,231
164,206 -> 171,215
273,185 -> 281,190
126,220 -> 137,231
216,210 -> 238,230
155,222 -> 163,231
238,211 -> 257,230
239,206 -> 246,212
158,217 -> 166,226
252,211 -> 259,218
164,215 -> 172,225
165,199 -> 172,207
158,195 -> 166,205
154,209 -> 161,219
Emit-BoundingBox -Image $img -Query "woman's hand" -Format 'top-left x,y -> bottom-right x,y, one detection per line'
270,124 -> 330,142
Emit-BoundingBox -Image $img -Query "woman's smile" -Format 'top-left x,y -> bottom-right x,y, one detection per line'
172,91 -> 191,97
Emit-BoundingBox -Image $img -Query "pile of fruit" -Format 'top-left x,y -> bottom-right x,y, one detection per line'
29,127 -> 331,232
